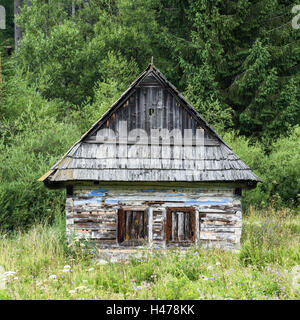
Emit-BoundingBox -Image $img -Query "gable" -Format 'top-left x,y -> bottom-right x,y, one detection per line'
85,71 -> 219,146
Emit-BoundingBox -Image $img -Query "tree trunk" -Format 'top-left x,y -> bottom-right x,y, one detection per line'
0,5 -> 6,30
72,2 -> 76,16
14,0 -> 22,50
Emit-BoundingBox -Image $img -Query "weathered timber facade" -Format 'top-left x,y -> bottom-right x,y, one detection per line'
65,184 -> 243,249
39,62 -> 262,252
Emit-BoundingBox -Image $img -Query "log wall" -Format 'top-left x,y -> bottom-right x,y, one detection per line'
66,184 -> 242,250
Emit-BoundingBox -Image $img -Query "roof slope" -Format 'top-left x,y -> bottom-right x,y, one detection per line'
39,63 -> 262,187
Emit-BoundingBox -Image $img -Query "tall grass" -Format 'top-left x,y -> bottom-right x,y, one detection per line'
0,208 -> 299,300
240,206 -> 300,267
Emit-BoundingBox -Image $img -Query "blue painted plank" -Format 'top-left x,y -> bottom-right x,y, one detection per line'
105,199 -> 118,204
87,188 -> 108,197
74,199 -> 102,205
184,198 -> 232,206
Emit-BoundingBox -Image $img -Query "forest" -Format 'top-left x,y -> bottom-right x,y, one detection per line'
1,0 -> 299,230
0,0 -> 299,301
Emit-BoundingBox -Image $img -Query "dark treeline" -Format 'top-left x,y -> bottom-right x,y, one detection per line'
0,0 -> 299,230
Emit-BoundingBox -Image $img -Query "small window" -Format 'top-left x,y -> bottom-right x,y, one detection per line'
165,208 -> 195,245
149,108 -> 154,116
235,188 -> 242,196
66,185 -> 73,196
118,209 -> 148,246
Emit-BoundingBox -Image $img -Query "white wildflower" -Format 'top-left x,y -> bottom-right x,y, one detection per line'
216,262 -> 221,266
142,281 -> 151,287
88,268 -> 94,272
49,275 -> 57,280
62,265 -> 72,272
69,290 -> 76,294
75,286 -> 86,291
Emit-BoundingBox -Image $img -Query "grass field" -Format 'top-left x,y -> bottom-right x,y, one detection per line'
0,207 -> 299,300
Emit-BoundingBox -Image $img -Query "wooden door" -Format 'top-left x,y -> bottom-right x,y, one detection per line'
118,209 -> 148,246
166,208 -> 195,245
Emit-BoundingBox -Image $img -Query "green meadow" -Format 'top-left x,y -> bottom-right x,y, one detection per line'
0,207 -> 299,300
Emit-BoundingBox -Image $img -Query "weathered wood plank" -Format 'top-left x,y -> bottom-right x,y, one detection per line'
72,223 -> 117,231
144,210 -> 148,239
199,232 -> 238,242
190,210 -> 196,242
166,210 -> 172,244
184,212 -> 190,240
117,208 -> 125,243
178,212 -> 184,241
91,231 -> 116,240
125,210 -> 131,240
68,214 -> 116,220
200,226 -> 237,233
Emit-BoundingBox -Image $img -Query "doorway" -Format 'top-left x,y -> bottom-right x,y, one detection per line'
165,207 -> 196,245
118,209 -> 148,246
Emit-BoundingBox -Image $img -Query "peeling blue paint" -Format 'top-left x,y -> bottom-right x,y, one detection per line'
142,189 -> 155,192
87,188 -> 108,197
184,198 -> 232,206
163,197 -> 186,201
74,199 -> 101,205
163,193 -> 185,197
105,199 -> 118,204
142,189 -> 184,196
105,196 -> 188,202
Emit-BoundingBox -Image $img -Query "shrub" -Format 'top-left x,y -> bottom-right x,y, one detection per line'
0,78 -> 81,230
224,126 -> 300,210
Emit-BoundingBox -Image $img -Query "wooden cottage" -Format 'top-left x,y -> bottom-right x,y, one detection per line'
39,63 -> 261,252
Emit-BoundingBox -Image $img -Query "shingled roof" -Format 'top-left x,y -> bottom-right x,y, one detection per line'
39,63 -> 262,188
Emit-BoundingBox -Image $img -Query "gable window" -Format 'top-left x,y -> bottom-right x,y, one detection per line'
165,207 -> 195,245
118,209 -> 148,246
